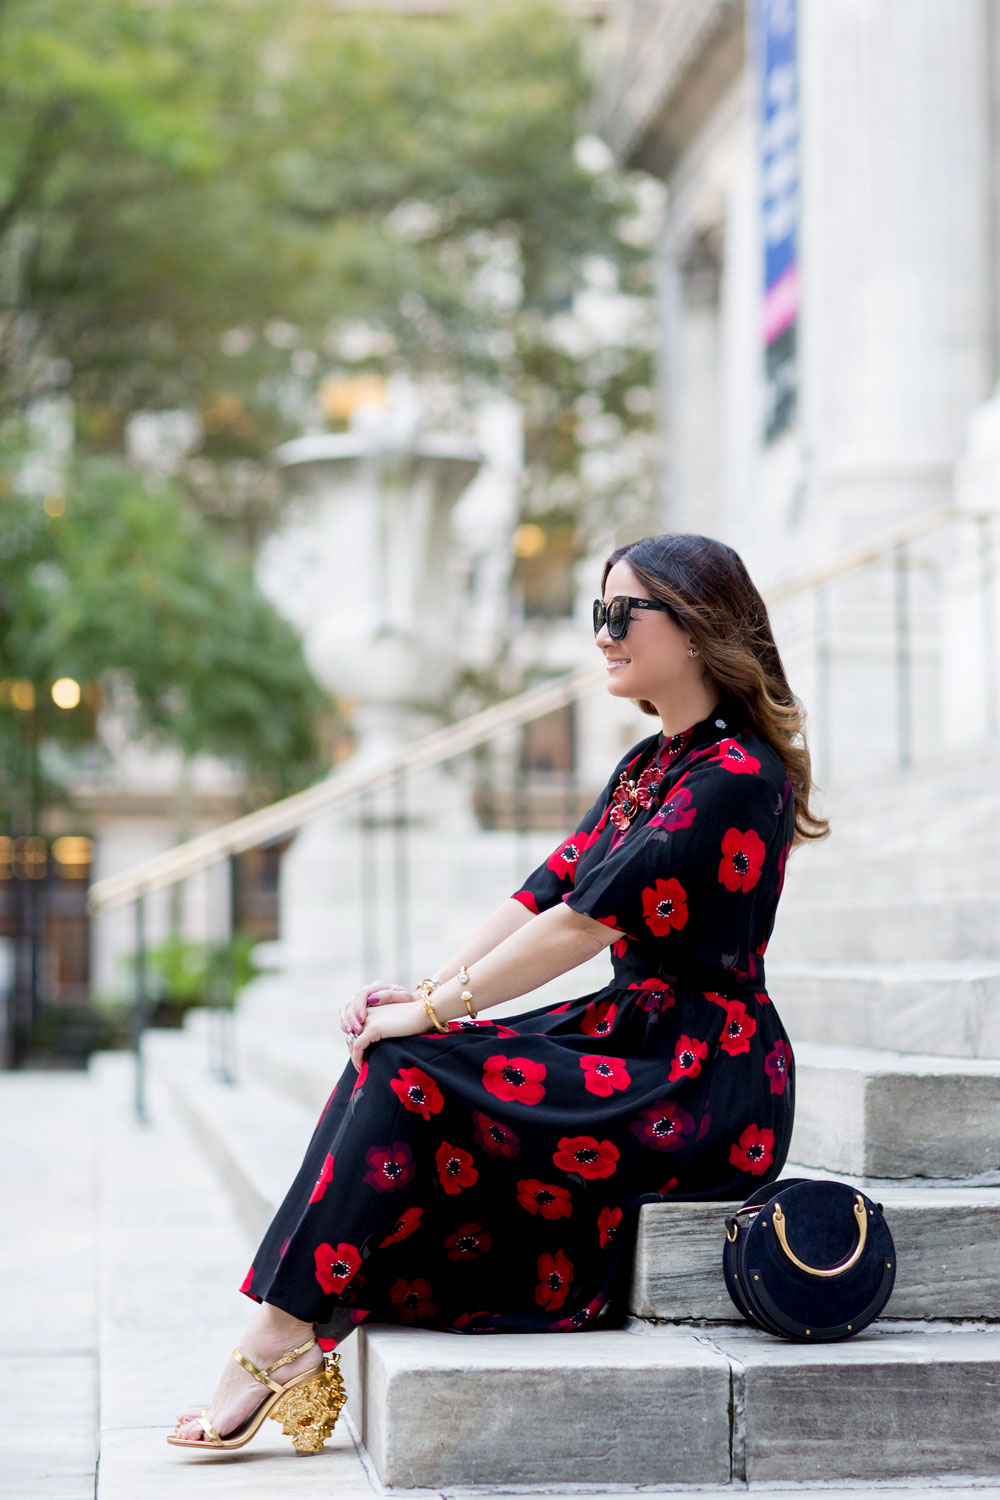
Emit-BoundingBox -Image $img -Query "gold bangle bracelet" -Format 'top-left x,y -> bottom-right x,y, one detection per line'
458,964 -> 476,1019
421,995 -> 448,1034
415,977 -> 440,1001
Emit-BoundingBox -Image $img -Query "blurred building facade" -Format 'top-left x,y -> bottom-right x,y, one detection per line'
595,0 -> 1000,778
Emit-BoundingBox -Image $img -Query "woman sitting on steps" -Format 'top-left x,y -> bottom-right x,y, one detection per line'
169,531 -> 829,1454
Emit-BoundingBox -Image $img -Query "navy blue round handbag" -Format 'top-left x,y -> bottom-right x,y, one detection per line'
722,1177 -> 896,1341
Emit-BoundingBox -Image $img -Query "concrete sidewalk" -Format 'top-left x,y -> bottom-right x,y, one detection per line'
0,1071 -> 97,1500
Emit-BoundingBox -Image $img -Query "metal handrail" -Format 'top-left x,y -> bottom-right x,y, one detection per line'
87,501 -> 993,915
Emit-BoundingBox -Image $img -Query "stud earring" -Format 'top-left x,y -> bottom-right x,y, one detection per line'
688,647 -> 697,656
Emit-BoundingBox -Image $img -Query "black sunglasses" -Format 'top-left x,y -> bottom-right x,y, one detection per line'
593,595 -> 675,641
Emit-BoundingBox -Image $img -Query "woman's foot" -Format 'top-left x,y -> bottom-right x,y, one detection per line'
173,1302 -> 321,1443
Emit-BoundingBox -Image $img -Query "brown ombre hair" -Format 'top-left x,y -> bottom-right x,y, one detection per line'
603,533 -> 830,850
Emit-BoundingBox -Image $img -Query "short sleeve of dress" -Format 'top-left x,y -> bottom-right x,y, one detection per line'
563,744 -> 789,963
509,734 -> 659,915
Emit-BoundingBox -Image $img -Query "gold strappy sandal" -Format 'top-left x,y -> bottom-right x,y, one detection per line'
166,1336 -> 346,1454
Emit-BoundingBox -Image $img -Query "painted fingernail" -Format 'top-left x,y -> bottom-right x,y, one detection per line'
369,995 -> 381,1005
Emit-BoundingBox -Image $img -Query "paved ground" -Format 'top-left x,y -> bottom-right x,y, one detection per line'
4,1059 -> 1000,1500
0,1071 -> 98,1500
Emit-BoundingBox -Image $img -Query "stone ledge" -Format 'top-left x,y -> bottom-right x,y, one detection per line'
771,890 -> 1000,962
357,1324 -> 732,1490
767,959 -> 1000,1059
791,1042 -> 1000,1177
630,1186 -> 1000,1322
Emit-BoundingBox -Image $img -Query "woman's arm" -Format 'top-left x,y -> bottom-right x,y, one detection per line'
340,898 -> 535,1035
350,902 -> 620,1068
429,897 -> 538,986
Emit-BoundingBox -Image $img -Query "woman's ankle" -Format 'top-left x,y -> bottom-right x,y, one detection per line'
239,1302 -> 316,1353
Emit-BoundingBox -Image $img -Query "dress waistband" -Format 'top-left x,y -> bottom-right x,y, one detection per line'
610,954 -> 766,999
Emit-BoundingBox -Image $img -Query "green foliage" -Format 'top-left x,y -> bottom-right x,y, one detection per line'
142,928 -> 263,1010
0,0 -> 655,546
0,453 -> 331,819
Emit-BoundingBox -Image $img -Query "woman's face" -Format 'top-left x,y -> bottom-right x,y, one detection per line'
596,559 -> 698,707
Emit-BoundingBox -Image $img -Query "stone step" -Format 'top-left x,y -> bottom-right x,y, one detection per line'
821,739 -> 997,817
768,957 -> 1000,1058
791,1041 -> 1000,1178
356,1320 -> 1000,1488
782,824 -> 1000,899
770,890 -> 1000,962
631,1181 -> 1000,1323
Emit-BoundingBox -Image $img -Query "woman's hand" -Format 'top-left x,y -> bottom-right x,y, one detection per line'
339,981 -> 420,1040
349,999 -> 432,1070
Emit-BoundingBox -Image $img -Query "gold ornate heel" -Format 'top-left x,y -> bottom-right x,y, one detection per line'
167,1337 -> 346,1454
270,1352 -> 348,1454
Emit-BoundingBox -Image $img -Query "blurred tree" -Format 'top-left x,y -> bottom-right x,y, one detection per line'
0,0 -> 657,552
0,453 -> 332,827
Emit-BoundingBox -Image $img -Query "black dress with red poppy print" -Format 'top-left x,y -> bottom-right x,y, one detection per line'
240,688 -> 796,1347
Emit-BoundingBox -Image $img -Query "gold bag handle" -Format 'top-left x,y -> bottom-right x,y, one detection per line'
770,1192 -> 868,1278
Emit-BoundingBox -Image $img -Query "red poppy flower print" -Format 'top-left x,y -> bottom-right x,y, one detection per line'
630,1100 -> 695,1152
435,1140 -> 478,1194
668,1035 -> 708,1082
390,1066 -> 444,1120
718,827 -> 767,893
452,1310 -> 491,1329
765,1040 -> 792,1095
697,1112 -> 711,1141
657,1177 -> 679,1195
581,999 -> 618,1037
314,1241 -> 361,1296
351,1060 -> 368,1094
649,786 -> 697,832
482,1054 -> 546,1106
597,1205 -> 622,1248
580,1054 -> 631,1097
730,1123 -> 775,1176
444,1223 -> 492,1261
719,1000 -> 757,1056
379,1207 -> 423,1247
363,1142 -> 415,1193
516,1178 -> 573,1220
642,877 -> 689,936
239,1266 -> 254,1294
389,1277 -> 436,1324
715,738 -> 762,775
309,1152 -> 334,1203
551,1290 -> 607,1330
552,1135 -> 619,1179
547,828 -> 597,881
629,978 -> 676,1012
535,1250 -> 573,1311
754,988 -> 771,1005
512,889 -> 539,913
472,1111 -> 520,1157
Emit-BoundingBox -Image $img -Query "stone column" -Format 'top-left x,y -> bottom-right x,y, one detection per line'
794,0 -> 994,781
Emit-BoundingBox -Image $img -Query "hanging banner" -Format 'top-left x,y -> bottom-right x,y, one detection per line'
757,0 -> 799,440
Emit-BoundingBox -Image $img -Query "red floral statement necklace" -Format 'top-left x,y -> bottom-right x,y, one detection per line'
609,730 -> 690,832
